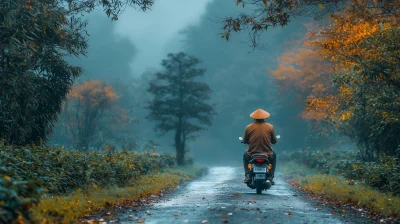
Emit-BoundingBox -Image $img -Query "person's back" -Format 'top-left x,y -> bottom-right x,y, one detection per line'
243,121 -> 277,157
242,109 -> 278,184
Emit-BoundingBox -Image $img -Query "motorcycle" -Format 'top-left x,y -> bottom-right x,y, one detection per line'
239,135 -> 280,194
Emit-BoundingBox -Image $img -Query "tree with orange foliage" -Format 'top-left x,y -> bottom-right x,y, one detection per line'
269,33 -> 336,143
308,1 -> 400,160
62,80 -> 130,150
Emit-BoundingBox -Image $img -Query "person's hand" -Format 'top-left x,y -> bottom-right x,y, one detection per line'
239,137 -> 243,143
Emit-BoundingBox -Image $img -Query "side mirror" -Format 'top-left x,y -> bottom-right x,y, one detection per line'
276,135 -> 281,139
239,137 -> 243,141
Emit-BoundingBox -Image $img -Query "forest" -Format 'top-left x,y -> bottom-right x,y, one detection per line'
0,0 -> 399,223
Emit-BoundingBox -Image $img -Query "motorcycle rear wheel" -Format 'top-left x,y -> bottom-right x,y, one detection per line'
256,180 -> 263,194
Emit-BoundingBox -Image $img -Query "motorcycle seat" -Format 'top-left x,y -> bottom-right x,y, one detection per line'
251,153 -> 269,159
249,153 -> 270,163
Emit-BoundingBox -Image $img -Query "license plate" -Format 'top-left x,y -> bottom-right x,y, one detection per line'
253,166 -> 266,173
255,174 -> 265,179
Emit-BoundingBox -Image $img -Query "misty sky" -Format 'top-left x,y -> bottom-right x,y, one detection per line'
114,0 -> 213,76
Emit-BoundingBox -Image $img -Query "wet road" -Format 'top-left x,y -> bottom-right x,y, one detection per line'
118,167 -> 367,224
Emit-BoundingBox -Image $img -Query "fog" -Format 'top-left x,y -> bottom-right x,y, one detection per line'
51,0 -> 314,166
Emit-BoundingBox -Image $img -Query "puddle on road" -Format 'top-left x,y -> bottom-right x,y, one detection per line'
156,167 -> 236,207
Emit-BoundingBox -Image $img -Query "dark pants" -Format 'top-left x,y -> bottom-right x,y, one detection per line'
243,151 -> 277,179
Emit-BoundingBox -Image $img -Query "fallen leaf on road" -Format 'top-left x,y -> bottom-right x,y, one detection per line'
221,214 -> 227,218
340,210 -> 346,214
233,193 -> 242,199
137,220 -> 145,223
285,212 -> 293,217
202,220 -> 209,223
173,214 -> 179,217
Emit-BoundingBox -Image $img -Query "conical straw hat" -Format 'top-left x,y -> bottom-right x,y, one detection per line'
250,108 -> 270,119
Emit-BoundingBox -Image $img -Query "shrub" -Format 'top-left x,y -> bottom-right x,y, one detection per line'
281,149 -> 400,195
0,141 -> 177,195
0,176 -> 43,223
280,149 -> 357,174
338,156 -> 400,194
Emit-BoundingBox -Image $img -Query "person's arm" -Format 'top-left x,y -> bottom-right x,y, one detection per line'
242,127 -> 250,144
271,125 -> 278,144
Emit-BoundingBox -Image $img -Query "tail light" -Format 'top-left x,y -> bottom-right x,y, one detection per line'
268,164 -> 273,170
255,159 -> 265,163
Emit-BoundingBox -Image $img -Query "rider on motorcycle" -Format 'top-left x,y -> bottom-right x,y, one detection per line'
242,108 -> 278,185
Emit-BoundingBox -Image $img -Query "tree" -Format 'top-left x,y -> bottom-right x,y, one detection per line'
0,0 -> 154,146
63,80 -> 132,150
221,0 -> 399,49
293,1 -> 400,160
146,52 -> 216,166
0,0 -> 86,145
270,35 -> 333,105
269,31 -> 337,146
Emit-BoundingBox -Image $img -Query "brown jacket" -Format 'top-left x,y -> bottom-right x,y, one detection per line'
242,121 -> 277,157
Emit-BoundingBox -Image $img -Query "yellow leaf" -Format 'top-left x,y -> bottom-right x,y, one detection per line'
318,3 -> 324,8
327,14 -> 331,20
263,0 -> 268,4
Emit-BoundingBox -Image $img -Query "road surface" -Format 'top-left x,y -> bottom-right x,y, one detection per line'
116,167 -> 371,224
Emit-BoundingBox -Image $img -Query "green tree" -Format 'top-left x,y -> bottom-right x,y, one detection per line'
0,0 -> 153,145
146,52 -> 216,166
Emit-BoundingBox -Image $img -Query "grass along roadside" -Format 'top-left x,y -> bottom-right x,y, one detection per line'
281,162 -> 400,220
32,166 -> 207,223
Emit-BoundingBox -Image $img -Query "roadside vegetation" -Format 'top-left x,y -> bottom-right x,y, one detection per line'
280,150 -> 400,220
0,142 -> 205,223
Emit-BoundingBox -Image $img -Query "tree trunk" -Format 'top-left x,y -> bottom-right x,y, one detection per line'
175,123 -> 185,166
